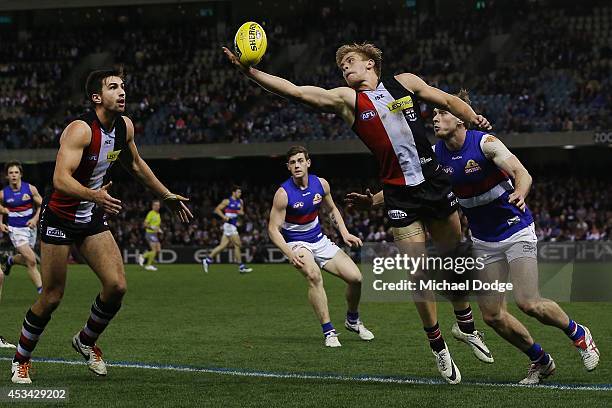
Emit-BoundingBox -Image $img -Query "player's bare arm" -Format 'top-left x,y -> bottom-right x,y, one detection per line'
268,188 -> 304,268
238,199 -> 245,216
54,120 -> 123,215
120,116 -> 193,223
395,73 -> 491,130
26,185 -> 43,229
482,135 -> 532,211
222,47 -> 355,123
320,178 -> 362,248
214,199 -> 230,221
0,190 -> 7,233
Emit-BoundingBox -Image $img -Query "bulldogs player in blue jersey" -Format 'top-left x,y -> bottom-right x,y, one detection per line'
202,186 -> 253,274
0,161 -> 44,349
432,91 -> 599,383
0,161 -> 43,293
349,91 -> 600,383
268,146 -> 374,348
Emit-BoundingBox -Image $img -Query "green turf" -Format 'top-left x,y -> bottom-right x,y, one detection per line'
0,264 -> 610,407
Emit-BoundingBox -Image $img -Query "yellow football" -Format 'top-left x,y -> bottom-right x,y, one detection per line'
234,22 -> 267,66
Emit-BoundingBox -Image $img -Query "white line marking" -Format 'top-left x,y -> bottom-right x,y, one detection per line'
1,357 -> 609,391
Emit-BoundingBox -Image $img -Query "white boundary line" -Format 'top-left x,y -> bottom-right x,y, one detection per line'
1,357 -> 610,392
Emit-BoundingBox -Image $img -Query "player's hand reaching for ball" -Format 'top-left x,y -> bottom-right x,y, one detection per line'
345,189 -> 374,210
473,115 -> 492,131
162,191 -> 193,223
222,47 -> 252,75
93,182 -> 122,215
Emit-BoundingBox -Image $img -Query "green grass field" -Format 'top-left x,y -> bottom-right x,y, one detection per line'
0,264 -> 610,407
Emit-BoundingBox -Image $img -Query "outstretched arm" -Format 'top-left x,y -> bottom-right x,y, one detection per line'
481,135 -> 532,211
320,178 -> 362,248
119,116 -> 193,222
222,47 -> 354,123
395,73 -> 491,130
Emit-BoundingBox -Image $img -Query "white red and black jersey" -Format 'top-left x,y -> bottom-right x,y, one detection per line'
48,111 -> 127,223
352,76 -> 438,187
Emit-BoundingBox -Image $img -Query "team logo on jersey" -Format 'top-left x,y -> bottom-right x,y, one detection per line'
464,159 -> 481,174
107,150 -> 122,162
46,227 -> 66,239
293,202 -> 304,209
22,193 -> 31,201
312,193 -> 322,205
404,108 -> 418,121
361,110 -> 377,121
387,96 -> 413,112
443,166 -> 454,175
507,216 -> 521,226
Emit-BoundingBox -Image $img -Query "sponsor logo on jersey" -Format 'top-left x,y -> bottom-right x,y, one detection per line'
104,139 -> 113,145
451,155 -> 463,160
293,202 -> 304,209
464,159 -> 481,174
419,156 -> 432,165
5,198 -> 14,203
22,194 -> 31,201
443,166 -> 454,175
46,227 -> 66,239
387,96 -> 413,112
387,209 -> 408,220
302,192 -> 311,196
361,110 -> 377,121
107,150 -> 122,162
312,193 -> 322,205
87,155 -> 97,161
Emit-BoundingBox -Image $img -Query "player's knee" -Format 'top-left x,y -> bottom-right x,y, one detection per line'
41,288 -> 64,311
517,300 -> 542,317
482,311 -> 505,328
25,257 -> 37,268
305,269 -> 322,286
106,280 -> 128,299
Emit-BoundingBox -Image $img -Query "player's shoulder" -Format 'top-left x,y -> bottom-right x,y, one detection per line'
274,186 -> 289,200
121,115 -> 134,129
61,120 -> 92,145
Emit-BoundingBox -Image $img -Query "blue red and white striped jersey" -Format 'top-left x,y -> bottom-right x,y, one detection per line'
224,197 -> 242,226
2,182 -> 34,228
281,175 -> 325,243
434,130 -> 533,242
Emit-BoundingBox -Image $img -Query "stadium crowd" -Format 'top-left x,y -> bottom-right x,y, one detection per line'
101,176 -> 612,258
0,1 -> 610,148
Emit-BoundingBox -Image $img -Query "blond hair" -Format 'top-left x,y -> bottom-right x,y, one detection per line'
335,42 -> 383,77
